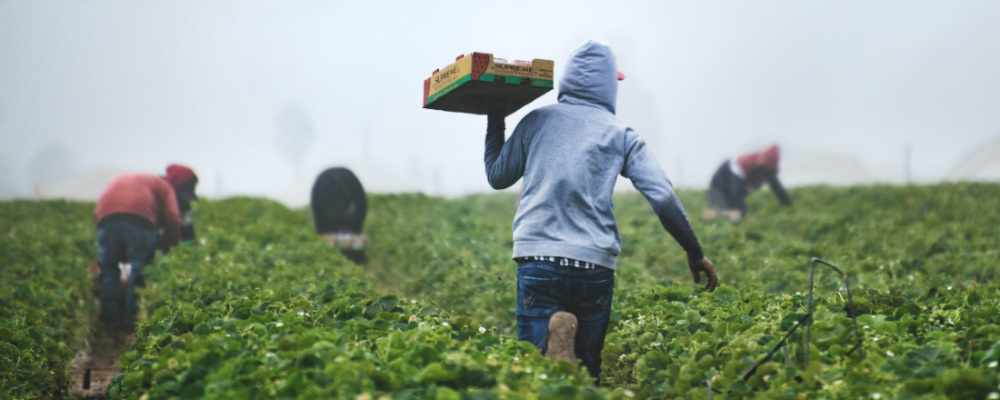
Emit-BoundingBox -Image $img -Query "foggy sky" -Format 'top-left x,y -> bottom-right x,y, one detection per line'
2,1 -> 999,204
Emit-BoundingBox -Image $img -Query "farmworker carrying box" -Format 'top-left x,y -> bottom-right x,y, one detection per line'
311,167 -> 368,264
94,166 -> 195,333
704,144 -> 792,222
470,40 -> 718,386
423,52 -> 554,116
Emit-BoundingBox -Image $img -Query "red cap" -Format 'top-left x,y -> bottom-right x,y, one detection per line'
617,71 -> 625,81
164,164 -> 197,189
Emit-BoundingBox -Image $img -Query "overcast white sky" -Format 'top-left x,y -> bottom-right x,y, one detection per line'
2,1 -> 999,203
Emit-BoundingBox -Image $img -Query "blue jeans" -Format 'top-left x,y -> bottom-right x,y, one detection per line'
96,219 -> 157,330
516,260 -> 615,385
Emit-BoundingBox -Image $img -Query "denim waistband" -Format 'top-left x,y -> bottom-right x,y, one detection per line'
97,213 -> 156,231
514,256 -> 603,270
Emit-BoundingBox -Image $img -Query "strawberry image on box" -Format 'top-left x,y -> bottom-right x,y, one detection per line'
423,52 -> 554,116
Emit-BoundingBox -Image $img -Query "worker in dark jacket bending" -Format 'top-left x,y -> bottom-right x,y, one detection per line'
311,167 -> 368,264
705,144 -> 792,222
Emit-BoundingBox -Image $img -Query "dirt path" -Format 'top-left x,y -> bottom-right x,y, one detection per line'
68,332 -> 135,399
70,265 -> 135,398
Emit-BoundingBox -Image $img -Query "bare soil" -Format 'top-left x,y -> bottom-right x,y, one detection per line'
70,333 -> 135,399
70,272 -> 135,399
68,332 -> 134,399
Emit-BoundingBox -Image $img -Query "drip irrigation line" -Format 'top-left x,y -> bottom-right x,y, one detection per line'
741,312 -> 811,381
741,257 -> 865,384
805,257 -> 863,366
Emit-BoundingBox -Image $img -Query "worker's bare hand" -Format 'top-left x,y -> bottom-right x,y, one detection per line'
688,257 -> 718,292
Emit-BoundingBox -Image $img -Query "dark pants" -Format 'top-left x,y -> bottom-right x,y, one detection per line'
707,162 -> 749,214
516,260 -> 615,385
96,218 -> 157,330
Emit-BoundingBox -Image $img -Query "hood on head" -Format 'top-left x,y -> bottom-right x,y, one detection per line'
557,40 -> 619,114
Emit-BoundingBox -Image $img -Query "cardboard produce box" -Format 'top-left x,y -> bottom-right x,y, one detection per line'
423,52 -> 554,116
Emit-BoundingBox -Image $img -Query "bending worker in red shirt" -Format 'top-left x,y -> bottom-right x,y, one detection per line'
704,144 -> 792,222
94,171 -> 186,332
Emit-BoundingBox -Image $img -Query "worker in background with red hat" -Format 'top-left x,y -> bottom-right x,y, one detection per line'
163,164 -> 199,244
94,170 -> 184,333
704,144 -> 792,222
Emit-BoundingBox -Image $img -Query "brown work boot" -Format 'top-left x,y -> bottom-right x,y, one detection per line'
545,311 -> 578,362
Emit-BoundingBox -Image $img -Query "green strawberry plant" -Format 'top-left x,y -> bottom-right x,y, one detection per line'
1,200 -> 97,398
2,183 -> 998,399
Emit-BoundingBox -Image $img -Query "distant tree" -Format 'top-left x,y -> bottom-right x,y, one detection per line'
275,104 -> 315,176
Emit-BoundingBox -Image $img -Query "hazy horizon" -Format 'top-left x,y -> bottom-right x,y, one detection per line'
3,1 -> 999,206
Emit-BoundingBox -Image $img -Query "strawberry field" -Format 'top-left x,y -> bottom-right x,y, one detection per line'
2,183 -> 999,399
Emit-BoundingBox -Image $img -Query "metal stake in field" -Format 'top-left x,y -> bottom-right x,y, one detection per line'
805,257 -> 863,366
741,257 -> 864,382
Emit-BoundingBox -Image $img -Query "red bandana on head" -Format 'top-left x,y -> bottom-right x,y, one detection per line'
736,145 -> 780,188
164,164 -> 196,189
737,145 -> 780,174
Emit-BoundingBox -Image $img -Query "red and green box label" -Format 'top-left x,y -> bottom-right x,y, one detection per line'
423,52 -> 555,116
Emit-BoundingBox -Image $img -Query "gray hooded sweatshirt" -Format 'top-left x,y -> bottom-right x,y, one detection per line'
484,40 -> 702,269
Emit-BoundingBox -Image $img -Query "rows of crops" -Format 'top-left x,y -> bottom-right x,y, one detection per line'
2,183 -> 999,399
2,200 -> 97,398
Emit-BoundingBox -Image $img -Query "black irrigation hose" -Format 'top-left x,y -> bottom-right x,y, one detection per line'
741,312 -> 811,381
805,257 -> 863,366
740,257 -> 864,384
